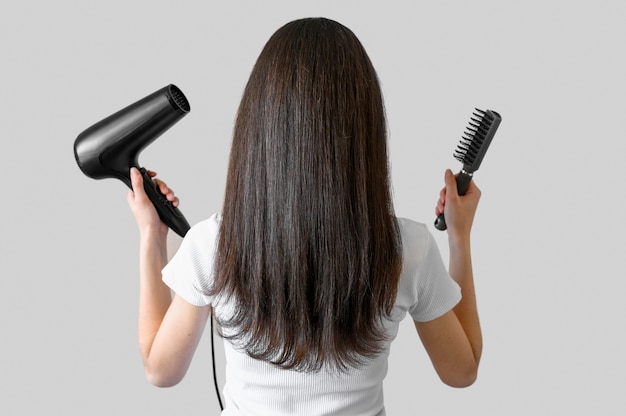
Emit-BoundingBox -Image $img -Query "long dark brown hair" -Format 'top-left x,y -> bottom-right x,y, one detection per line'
211,17 -> 402,372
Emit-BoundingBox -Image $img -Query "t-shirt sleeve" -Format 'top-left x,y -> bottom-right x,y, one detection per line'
409,230 -> 462,322
161,214 -> 220,307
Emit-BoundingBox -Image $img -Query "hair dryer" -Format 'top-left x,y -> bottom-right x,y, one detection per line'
74,84 -> 191,237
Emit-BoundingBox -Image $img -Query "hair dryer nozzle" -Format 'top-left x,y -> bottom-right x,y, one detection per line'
74,84 -> 191,237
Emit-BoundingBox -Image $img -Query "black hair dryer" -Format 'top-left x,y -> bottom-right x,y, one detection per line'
74,84 -> 191,237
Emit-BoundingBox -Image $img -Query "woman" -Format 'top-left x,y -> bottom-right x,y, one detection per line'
127,17 -> 482,415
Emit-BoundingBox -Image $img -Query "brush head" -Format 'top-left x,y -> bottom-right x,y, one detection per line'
454,108 -> 501,173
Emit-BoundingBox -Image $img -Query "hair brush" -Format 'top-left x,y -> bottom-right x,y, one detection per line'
434,108 -> 502,231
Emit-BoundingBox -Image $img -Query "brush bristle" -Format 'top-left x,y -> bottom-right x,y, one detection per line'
453,108 -> 499,171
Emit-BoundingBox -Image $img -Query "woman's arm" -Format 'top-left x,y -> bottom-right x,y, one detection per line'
127,167 -> 210,387
414,169 -> 482,388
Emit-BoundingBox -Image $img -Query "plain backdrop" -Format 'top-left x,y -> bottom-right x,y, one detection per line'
2,1 -> 625,415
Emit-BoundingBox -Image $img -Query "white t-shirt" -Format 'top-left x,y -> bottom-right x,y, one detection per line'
162,214 -> 461,416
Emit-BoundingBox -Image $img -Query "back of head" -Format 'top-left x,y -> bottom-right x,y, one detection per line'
213,17 -> 402,372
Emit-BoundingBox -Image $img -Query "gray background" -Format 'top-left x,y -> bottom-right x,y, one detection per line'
2,0 -> 625,414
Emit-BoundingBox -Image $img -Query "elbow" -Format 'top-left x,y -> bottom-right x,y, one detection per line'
443,372 -> 478,388
144,363 -> 184,388
440,363 -> 479,388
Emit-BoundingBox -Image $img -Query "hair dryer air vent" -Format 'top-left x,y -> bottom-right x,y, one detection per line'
168,85 -> 191,113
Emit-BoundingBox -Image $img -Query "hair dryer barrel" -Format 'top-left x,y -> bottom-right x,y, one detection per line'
74,84 -> 190,185
74,84 -> 191,237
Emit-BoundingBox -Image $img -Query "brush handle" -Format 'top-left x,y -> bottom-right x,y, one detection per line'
139,167 -> 191,237
434,171 -> 473,231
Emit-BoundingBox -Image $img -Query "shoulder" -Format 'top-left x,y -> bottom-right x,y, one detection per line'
162,214 -> 222,306
187,213 -> 221,238
396,217 -> 432,261
396,217 -> 429,237
394,217 -> 460,322
168,213 -> 221,270
182,213 -> 221,248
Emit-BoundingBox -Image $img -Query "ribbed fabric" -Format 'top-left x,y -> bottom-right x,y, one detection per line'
220,347 -> 387,416
162,214 -> 461,415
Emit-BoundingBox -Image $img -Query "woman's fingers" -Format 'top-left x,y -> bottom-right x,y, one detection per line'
153,178 -> 179,207
436,186 -> 447,216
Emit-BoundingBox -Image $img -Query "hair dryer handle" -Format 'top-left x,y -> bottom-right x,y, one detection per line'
139,168 -> 191,237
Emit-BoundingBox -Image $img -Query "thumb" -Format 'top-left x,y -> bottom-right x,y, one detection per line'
444,169 -> 458,195
129,167 -> 146,199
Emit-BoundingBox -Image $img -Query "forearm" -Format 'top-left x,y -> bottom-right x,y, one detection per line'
137,229 -> 171,364
448,235 -> 482,365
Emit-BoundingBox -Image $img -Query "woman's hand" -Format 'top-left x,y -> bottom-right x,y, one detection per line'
126,167 -> 179,236
435,169 -> 481,241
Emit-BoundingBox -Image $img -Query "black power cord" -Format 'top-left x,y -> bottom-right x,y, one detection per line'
211,315 -> 224,411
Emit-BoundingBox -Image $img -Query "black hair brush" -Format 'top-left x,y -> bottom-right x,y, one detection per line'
434,108 -> 502,231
